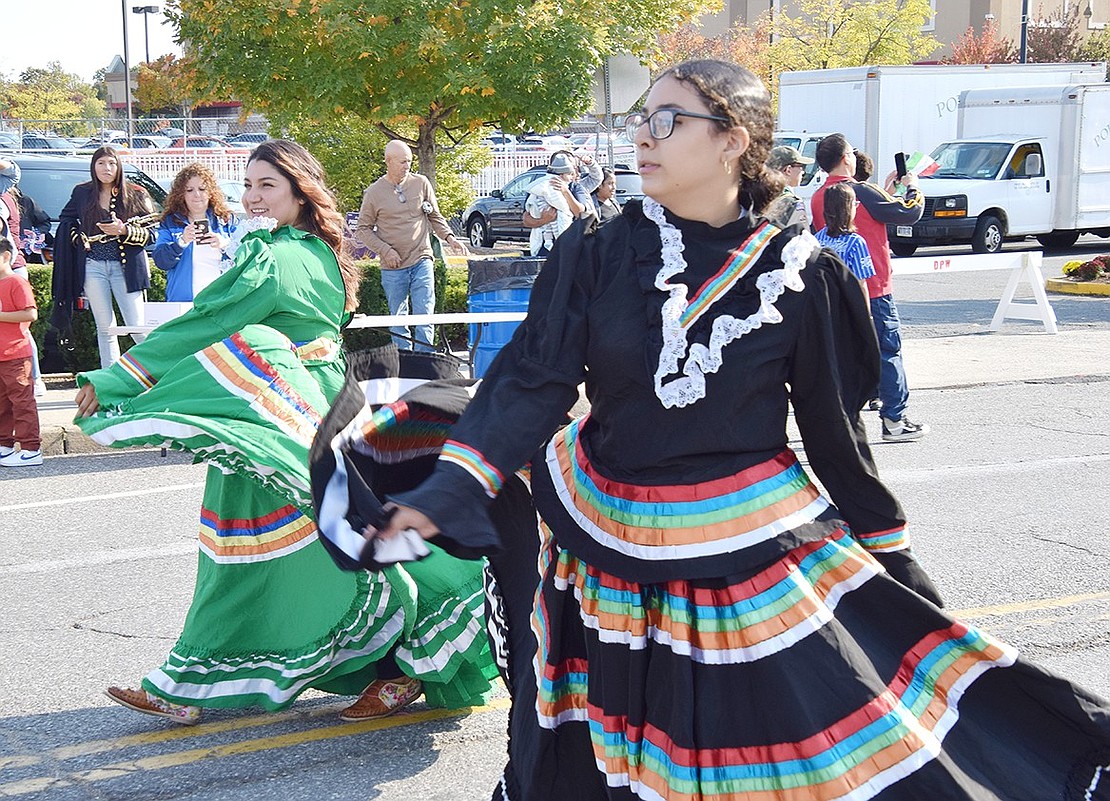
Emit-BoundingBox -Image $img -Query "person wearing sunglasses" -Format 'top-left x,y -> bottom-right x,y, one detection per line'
355,140 -> 469,351
762,143 -> 814,229
358,60 -> 1110,801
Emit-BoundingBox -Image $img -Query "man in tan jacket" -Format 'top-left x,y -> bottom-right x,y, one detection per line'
356,140 -> 468,351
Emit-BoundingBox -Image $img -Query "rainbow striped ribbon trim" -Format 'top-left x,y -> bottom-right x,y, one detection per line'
198,504 -> 318,564
199,333 -> 321,445
440,440 -> 504,498
582,622 -> 1014,800
547,418 -> 826,561
855,525 -> 908,553
118,352 -> 156,390
541,529 -> 878,668
355,401 -> 456,464
678,221 -> 779,330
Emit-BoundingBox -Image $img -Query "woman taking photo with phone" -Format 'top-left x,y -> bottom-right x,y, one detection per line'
363,60 -> 1110,800
55,146 -> 157,368
74,140 -> 496,726
154,163 -> 236,302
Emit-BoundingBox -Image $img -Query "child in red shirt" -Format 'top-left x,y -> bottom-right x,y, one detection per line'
0,237 -> 41,466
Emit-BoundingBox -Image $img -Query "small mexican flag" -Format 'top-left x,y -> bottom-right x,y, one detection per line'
904,151 -> 940,177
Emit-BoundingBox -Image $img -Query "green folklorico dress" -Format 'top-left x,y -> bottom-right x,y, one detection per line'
76,226 -> 497,711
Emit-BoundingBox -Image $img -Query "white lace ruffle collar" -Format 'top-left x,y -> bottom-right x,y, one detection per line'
643,197 -> 819,409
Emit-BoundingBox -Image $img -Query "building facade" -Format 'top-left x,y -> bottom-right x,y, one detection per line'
701,1 -> 1108,59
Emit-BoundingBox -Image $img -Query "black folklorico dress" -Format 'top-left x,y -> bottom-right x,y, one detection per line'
372,198 -> 1110,801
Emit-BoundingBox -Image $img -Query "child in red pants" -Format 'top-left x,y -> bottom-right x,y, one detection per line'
0,237 -> 41,467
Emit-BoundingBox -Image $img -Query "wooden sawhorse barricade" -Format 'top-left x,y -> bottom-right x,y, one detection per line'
890,250 -> 1057,334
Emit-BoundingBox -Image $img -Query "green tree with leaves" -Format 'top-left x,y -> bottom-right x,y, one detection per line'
2,62 -> 105,123
767,0 -> 939,72
272,111 -> 491,217
167,0 -> 712,186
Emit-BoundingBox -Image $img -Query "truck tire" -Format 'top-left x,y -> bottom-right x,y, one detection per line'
971,215 -> 1004,254
890,243 -> 917,257
467,215 -> 492,248
1035,231 -> 1080,249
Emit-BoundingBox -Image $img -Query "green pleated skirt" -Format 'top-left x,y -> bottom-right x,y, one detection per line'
78,326 -> 498,711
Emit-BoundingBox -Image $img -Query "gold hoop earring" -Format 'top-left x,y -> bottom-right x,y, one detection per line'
724,161 -> 733,176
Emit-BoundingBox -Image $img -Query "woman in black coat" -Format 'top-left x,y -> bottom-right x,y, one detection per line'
55,146 -> 156,368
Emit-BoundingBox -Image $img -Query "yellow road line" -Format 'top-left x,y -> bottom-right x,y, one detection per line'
4,590 -> 1109,791
0,701 -> 347,771
0,698 -> 511,797
952,589 -> 1110,620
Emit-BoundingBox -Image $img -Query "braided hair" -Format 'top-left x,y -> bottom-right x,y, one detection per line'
658,60 -> 784,216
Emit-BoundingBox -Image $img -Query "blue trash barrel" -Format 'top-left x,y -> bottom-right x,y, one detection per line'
467,257 -> 545,378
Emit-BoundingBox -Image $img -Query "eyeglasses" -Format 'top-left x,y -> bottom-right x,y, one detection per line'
394,184 -> 406,203
624,108 -> 731,141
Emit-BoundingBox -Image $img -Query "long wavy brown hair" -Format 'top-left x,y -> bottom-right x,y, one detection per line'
162,163 -> 233,225
247,140 -> 360,312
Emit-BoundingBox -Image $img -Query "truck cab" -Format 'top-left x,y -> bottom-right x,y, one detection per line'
887,137 -> 1051,256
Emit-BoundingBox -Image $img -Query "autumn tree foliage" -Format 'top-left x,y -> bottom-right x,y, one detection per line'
135,54 -> 198,115
946,19 -> 1017,64
767,0 -> 939,72
656,20 -> 773,80
1026,3 -> 1085,63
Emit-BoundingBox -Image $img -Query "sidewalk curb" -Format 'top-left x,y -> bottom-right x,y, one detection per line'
40,425 -> 114,458
1045,277 -> 1110,296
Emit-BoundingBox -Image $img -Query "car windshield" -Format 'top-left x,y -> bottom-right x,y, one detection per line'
926,142 -> 1011,179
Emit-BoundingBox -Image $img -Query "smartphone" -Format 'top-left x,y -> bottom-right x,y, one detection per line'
193,219 -> 210,236
895,152 -> 908,180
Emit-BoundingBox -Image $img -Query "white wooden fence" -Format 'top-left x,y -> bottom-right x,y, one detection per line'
120,149 -> 251,184
120,149 -> 622,198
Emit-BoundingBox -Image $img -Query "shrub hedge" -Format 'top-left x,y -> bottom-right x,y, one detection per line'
27,259 -> 472,374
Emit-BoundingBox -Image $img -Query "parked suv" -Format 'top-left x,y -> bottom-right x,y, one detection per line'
11,153 -> 167,262
462,166 -> 643,247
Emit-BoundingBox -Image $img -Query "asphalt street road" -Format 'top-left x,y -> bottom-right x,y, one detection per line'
1,237 -> 1109,800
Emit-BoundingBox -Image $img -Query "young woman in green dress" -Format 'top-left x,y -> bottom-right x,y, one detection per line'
75,140 -> 497,725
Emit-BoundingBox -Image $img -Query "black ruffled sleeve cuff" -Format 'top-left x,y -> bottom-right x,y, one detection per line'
387,461 -> 502,559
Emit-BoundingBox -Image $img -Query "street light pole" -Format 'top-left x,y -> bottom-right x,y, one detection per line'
121,0 -> 133,144
1020,0 -> 1030,63
132,6 -> 160,63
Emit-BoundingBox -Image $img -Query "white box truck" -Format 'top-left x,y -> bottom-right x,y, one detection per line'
888,83 -> 1110,255
775,62 -> 1106,200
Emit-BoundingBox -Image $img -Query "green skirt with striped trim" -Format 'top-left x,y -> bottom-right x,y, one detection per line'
77,326 -> 497,711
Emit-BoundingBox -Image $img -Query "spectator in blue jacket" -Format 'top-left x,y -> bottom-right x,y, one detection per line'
154,164 -> 236,302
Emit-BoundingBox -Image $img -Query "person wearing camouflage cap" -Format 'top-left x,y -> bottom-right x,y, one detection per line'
762,144 -> 814,229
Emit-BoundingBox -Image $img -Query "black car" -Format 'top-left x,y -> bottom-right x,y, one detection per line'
10,153 -> 167,262
462,166 -> 643,247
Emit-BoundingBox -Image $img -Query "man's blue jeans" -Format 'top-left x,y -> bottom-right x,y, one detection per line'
379,257 -> 435,352
869,293 -> 909,422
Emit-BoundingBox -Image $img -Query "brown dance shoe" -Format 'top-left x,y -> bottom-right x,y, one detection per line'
104,686 -> 201,726
340,677 -> 423,722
